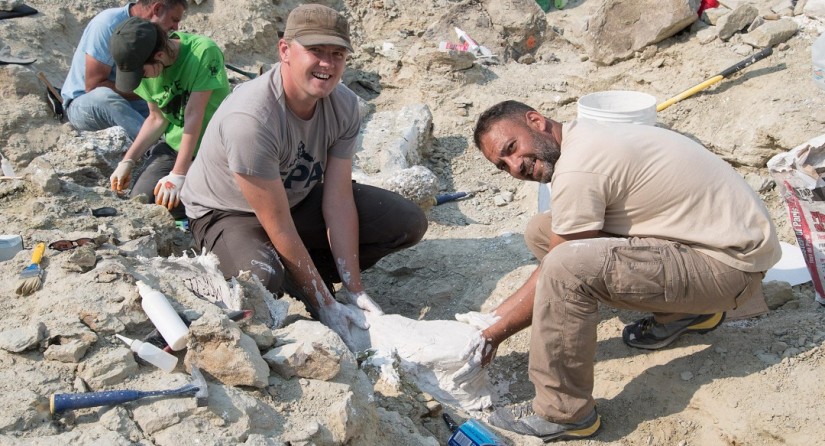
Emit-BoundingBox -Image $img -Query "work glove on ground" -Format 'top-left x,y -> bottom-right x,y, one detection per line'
455,310 -> 500,330
319,300 -> 369,352
153,173 -> 185,209
110,159 -> 135,192
452,330 -> 497,387
351,291 -> 384,315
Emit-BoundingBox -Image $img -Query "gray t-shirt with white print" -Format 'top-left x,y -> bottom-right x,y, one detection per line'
182,63 -> 360,219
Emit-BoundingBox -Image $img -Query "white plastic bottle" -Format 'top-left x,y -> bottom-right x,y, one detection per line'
136,281 -> 189,351
115,334 -> 178,372
812,33 -> 825,91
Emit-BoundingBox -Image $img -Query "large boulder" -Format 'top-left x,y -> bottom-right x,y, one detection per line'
585,0 -> 700,65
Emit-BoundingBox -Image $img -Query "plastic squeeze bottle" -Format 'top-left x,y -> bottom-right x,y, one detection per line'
136,281 -> 189,351
115,334 -> 178,373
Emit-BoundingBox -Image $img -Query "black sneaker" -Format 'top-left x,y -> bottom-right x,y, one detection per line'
487,402 -> 601,442
622,312 -> 726,350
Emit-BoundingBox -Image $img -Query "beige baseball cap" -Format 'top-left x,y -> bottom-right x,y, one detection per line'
283,4 -> 353,53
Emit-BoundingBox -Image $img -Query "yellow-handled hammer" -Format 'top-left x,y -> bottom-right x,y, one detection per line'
657,46 -> 773,112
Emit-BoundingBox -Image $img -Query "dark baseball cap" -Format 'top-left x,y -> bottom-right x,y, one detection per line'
283,4 -> 353,52
110,17 -> 159,92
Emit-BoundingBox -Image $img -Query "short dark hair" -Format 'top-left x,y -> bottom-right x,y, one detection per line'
138,0 -> 188,11
473,100 -> 537,150
147,22 -> 170,63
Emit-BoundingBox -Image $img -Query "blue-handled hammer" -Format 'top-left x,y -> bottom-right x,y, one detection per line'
50,366 -> 208,414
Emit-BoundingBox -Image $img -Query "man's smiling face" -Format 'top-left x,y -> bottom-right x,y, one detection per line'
479,115 -> 560,183
280,41 -> 348,102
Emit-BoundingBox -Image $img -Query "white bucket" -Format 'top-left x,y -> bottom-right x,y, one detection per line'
576,90 -> 657,126
538,90 -> 657,213
0,234 -> 23,262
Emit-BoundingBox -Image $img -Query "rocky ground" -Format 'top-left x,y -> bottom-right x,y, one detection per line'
1,0 -> 824,445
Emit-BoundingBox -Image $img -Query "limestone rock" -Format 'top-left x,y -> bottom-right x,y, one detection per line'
804,0 -> 825,19
98,406 -> 145,443
48,319 -> 99,348
354,104 -> 433,176
265,320 -> 344,380
585,0 -> 699,65
0,389 -> 51,433
235,271 -> 275,328
77,347 -> 139,389
242,322 -> 276,350
79,309 -> 126,334
741,18 -> 798,48
483,0 -> 547,60
132,397 -> 193,435
717,4 -> 758,41
763,280 -> 795,309
697,26 -> 719,44
44,339 -> 89,363
184,313 -> 269,388
24,157 -> 61,195
702,6 -> 731,24
375,408 -> 440,446
264,340 -> 340,380
0,322 -> 46,353
0,0 -> 23,12
744,173 -> 774,193
404,45 -> 476,73
203,384 -> 280,437
118,235 -> 159,258
379,165 -> 439,211
62,245 -> 97,273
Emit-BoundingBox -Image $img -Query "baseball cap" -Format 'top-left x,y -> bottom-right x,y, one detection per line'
110,17 -> 159,92
283,4 -> 353,52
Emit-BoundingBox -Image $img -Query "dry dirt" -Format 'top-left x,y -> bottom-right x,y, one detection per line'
1,0 -> 825,445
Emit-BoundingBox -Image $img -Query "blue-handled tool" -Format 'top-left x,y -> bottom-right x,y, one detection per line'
50,366 -> 207,414
434,192 -> 469,206
443,413 -> 505,446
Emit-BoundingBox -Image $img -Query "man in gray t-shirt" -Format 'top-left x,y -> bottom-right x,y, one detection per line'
181,4 -> 427,350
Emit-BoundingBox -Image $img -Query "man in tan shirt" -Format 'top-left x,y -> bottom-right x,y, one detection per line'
457,100 -> 780,441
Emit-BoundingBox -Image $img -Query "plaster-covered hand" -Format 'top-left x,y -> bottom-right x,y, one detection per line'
352,291 -> 384,315
153,173 -> 185,209
451,330 -> 497,386
110,160 -> 135,192
319,300 -> 370,351
455,311 -> 501,331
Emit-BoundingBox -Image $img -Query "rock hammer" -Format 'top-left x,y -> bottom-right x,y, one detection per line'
49,365 -> 208,414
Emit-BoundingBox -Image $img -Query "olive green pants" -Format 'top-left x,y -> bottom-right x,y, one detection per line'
523,212 -> 763,422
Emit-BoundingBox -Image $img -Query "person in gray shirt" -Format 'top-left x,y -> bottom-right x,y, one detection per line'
181,4 -> 427,350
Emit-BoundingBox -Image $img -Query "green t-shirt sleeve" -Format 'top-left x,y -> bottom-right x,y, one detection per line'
189,44 -> 228,93
134,81 -> 150,103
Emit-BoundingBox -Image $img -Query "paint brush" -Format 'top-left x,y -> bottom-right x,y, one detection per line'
15,242 -> 45,296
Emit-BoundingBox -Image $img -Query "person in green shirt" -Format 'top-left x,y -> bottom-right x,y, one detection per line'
108,16 -> 230,219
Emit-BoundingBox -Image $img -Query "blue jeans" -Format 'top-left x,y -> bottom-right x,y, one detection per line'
131,142 -> 186,220
65,87 -> 148,141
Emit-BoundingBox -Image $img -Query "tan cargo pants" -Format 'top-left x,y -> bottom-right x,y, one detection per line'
523,212 -> 763,422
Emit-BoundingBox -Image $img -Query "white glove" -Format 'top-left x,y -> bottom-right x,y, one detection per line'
455,310 -> 500,331
110,159 -> 135,192
153,173 -> 185,209
451,331 -> 497,386
318,300 -> 369,351
352,291 -> 384,315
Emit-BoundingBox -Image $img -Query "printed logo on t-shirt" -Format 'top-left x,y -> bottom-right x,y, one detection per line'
281,141 -> 323,189
208,60 -> 220,78
159,80 -> 189,125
